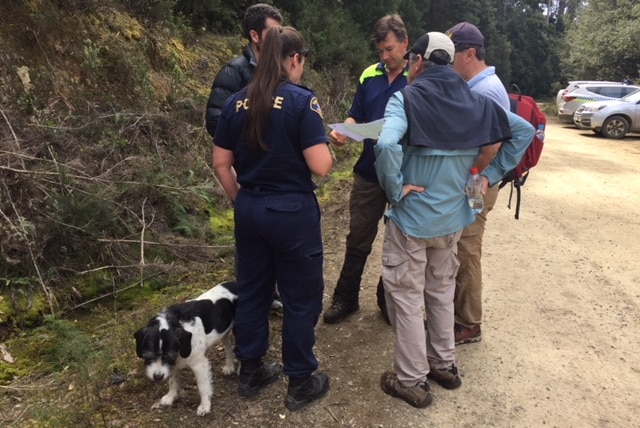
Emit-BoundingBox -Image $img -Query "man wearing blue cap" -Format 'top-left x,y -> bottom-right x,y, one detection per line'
446,21 -> 511,346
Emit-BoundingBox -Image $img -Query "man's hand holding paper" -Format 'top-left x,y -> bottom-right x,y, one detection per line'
328,118 -> 385,143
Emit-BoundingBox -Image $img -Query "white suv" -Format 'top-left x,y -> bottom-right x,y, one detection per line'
557,81 -> 639,124
556,81 -> 616,108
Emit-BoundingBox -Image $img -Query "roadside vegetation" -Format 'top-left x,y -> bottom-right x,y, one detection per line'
0,0 -> 637,425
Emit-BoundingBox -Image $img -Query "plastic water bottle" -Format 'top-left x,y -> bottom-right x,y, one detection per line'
466,167 -> 484,215
536,124 -> 545,142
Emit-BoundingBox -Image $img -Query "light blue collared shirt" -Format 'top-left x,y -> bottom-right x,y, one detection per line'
374,91 -> 534,239
467,66 -> 511,111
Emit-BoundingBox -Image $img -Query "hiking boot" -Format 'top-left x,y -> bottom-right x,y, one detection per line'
324,250 -> 367,324
427,365 -> 462,390
455,323 -> 482,345
380,371 -> 433,408
323,300 -> 359,324
238,361 -> 281,398
285,372 -> 330,411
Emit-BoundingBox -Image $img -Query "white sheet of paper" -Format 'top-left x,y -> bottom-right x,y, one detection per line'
328,118 -> 385,142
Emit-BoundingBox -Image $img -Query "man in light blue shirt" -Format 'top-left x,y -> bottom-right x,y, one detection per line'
375,32 -> 534,409
468,66 -> 510,108
446,21 -> 513,345
447,22 -> 510,110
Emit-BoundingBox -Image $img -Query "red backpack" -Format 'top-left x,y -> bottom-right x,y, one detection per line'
499,85 -> 546,219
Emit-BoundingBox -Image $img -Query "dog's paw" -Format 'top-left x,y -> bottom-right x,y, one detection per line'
151,401 -> 161,410
196,402 -> 211,416
159,394 -> 175,407
221,364 -> 235,376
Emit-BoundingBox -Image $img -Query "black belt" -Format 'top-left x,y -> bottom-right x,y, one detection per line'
243,184 -> 270,192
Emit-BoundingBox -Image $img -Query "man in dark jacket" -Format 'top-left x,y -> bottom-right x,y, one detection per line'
205,4 -> 284,310
205,4 -> 283,138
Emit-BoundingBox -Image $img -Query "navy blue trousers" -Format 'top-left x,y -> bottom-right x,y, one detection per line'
233,189 -> 324,378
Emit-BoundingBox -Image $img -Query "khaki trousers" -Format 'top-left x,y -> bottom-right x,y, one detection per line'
381,220 -> 461,385
454,183 -> 500,328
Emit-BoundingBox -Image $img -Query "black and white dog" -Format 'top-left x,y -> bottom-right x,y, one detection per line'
134,281 -> 238,416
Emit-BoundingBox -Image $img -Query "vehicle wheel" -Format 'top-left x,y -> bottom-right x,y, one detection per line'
601,115 -> 629,139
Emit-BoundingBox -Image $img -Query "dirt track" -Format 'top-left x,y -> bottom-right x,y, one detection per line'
29,118 -> 637,428
313,118 -> 640,427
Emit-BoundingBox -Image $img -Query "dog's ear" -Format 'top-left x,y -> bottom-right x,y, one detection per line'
133,328 -> 146,358
176,327 -> 192,358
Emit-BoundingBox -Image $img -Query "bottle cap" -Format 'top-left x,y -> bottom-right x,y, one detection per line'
470,167 -> 479,174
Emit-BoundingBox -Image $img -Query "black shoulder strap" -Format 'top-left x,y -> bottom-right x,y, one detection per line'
502,170 -> 530,220
514,185 -> 522,220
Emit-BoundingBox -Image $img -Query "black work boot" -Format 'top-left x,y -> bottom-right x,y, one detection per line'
323,250 -> 368,324
285,372 -> 330,411
376,276 -> 391,325
238,359 -> 281,398
322,300 -> 359,324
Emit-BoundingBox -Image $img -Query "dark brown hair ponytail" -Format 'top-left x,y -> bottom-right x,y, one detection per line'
245,26 -> 306,150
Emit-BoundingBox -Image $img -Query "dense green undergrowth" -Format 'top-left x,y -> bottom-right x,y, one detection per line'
0,4 -> 361,424
0,1 -> 357,334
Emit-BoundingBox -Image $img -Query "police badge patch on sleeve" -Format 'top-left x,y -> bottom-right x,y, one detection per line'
310,97 -> 323,118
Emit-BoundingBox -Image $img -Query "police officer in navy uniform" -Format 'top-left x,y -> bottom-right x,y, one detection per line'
213,26 -> 333,411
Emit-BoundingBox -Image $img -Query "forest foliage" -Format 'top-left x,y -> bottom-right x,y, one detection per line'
0,0 -> 638,327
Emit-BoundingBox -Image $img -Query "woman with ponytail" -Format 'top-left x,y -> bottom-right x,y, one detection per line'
213,26 -> 332,411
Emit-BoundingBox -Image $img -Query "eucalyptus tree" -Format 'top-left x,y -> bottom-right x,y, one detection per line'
174,0 -> 246,32
423,0 -> 512,91
564,0 -> 640,81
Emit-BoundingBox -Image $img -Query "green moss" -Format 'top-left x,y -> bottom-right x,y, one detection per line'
0,295 -> 9,325
0,318 -> 90,385
210,207 -> 234,232
316,166 -> 355,205
0,364 -> 32,383
74,271 -> 116,300
115,275 -> 173,309
329,169 -> 355,181
0,286 -> 50,328
209,207 -> 235,246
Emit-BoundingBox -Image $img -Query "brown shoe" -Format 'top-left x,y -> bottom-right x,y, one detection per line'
427,365 -> 462,390
380,371 -> 433,408
454,323 -> 482,345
